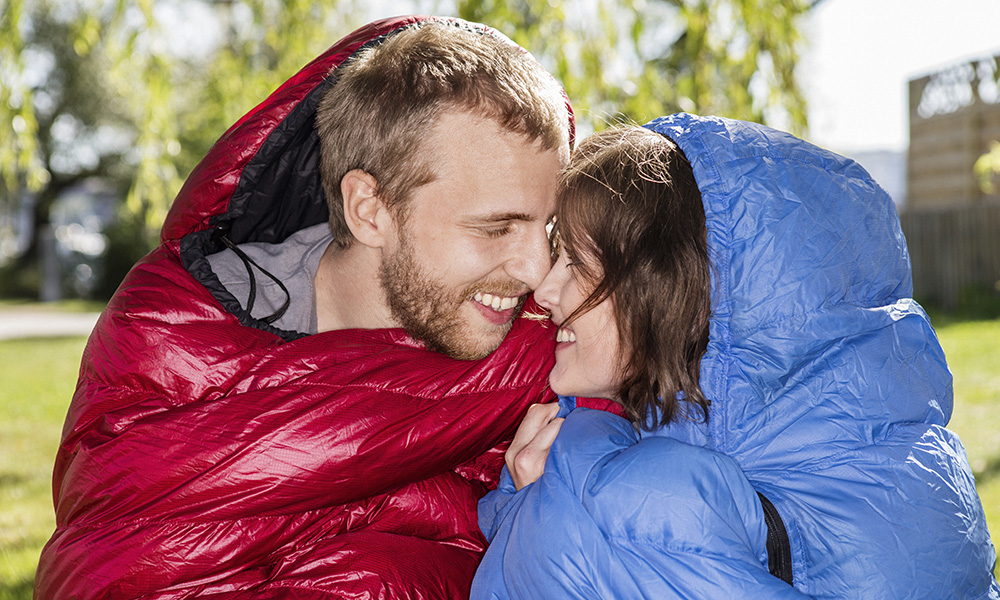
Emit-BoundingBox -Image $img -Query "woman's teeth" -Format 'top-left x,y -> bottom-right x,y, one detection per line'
473,292 -> 518,311
556,327 -> 576,343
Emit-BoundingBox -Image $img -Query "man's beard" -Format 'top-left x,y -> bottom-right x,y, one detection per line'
378,232 -> 525,360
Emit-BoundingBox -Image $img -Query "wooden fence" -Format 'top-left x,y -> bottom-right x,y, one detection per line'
907,53 -> 1000,208
898,203 -> 1000,309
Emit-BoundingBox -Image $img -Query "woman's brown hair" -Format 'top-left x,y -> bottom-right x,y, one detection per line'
555,125 -> 711,429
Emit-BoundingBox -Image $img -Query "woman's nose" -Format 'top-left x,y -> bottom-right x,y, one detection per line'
533,262 -> 562,311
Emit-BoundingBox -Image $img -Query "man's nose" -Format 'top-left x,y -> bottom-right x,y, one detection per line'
506,225 -> 552,290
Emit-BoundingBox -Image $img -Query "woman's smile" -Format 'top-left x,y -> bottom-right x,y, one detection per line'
534,249 -> 623,401
555,325 -> 577,343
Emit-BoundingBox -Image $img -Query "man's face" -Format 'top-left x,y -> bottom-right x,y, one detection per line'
379,109 -> 566,360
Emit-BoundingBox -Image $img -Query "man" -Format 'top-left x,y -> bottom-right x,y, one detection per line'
35,17 -> 572,599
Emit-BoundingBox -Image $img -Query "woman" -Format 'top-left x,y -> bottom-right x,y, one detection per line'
472,118 -> 999,599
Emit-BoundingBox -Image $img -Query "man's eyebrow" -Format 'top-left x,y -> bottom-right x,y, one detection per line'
467,212 -> 538,223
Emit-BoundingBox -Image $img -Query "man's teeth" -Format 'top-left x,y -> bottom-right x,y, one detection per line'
556,327 -> 576,343
473,292 -> 518,311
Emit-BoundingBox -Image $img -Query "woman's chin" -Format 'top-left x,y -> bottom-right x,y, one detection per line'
547,372 -> 573,397
549,376 -> 612,400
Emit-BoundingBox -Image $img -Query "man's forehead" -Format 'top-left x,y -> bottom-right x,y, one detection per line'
406,109 -> 562,221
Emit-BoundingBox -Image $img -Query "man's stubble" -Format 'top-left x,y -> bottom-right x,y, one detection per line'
378,228 -> 525,360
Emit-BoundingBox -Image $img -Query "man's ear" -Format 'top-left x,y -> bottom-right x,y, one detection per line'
341,169 -> 395,249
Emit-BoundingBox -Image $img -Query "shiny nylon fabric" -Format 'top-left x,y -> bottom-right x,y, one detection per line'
652,113 -> 997,598
34,17 -> 565,599
473,396 -> 811,599
474,114 -> 998,599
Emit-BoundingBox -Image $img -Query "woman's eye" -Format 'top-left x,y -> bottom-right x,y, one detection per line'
563,249 -> 581,267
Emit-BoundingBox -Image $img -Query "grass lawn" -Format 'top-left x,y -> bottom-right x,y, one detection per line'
0,336 -> 86,600
0,298 -> 107,313
0,318 -> 997,598
933,315 -> 1000,567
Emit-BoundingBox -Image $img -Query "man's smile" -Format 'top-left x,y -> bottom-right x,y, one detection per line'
473,292 -> 520,311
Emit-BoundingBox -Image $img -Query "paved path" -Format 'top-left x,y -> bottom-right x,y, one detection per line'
0,310 -> 101,340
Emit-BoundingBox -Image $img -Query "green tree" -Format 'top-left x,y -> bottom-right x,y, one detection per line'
1,0 -> 816,299
1,0 -> 136,296
975,142 -> 1000,195
458,0 -> 818,134
0,0 -> 358,298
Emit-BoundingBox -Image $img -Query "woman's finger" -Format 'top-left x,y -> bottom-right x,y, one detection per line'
507,408 -> 565,490
507,403 -> 561,459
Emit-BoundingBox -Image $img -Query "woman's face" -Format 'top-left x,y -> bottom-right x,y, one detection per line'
534,243 -> 624,400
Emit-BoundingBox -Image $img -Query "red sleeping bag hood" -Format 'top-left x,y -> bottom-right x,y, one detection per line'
35,16 -> 571,599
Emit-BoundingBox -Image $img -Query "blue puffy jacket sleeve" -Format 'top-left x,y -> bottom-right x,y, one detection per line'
473,402 -> 810,599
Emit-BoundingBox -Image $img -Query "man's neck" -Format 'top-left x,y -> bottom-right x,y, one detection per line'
313,242 -> 396,333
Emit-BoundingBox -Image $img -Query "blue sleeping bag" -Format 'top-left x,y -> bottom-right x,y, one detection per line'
473,114 -> 999,599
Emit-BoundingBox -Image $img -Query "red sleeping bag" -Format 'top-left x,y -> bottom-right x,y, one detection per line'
35,16 -> 565,599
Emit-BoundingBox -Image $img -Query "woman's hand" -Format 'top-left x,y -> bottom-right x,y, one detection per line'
506,403 -> 565,490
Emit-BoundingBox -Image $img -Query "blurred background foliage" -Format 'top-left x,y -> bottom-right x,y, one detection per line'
976,141 -> 1000,194
2,3 -> 999,597
1,0 -> 819,301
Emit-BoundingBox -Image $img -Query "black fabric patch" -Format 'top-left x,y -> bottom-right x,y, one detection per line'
757,491 -> 795,586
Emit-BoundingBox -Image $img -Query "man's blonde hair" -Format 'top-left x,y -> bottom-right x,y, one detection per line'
316,21 -> 571,248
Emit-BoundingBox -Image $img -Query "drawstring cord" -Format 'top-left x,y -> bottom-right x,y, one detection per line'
217,234 -> 291,325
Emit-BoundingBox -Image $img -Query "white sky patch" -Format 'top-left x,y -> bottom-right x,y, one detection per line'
155,0 -> 225,59
801,0 -> 1000,153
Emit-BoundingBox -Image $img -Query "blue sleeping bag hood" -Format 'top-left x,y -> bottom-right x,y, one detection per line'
473,114 -> 998,599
